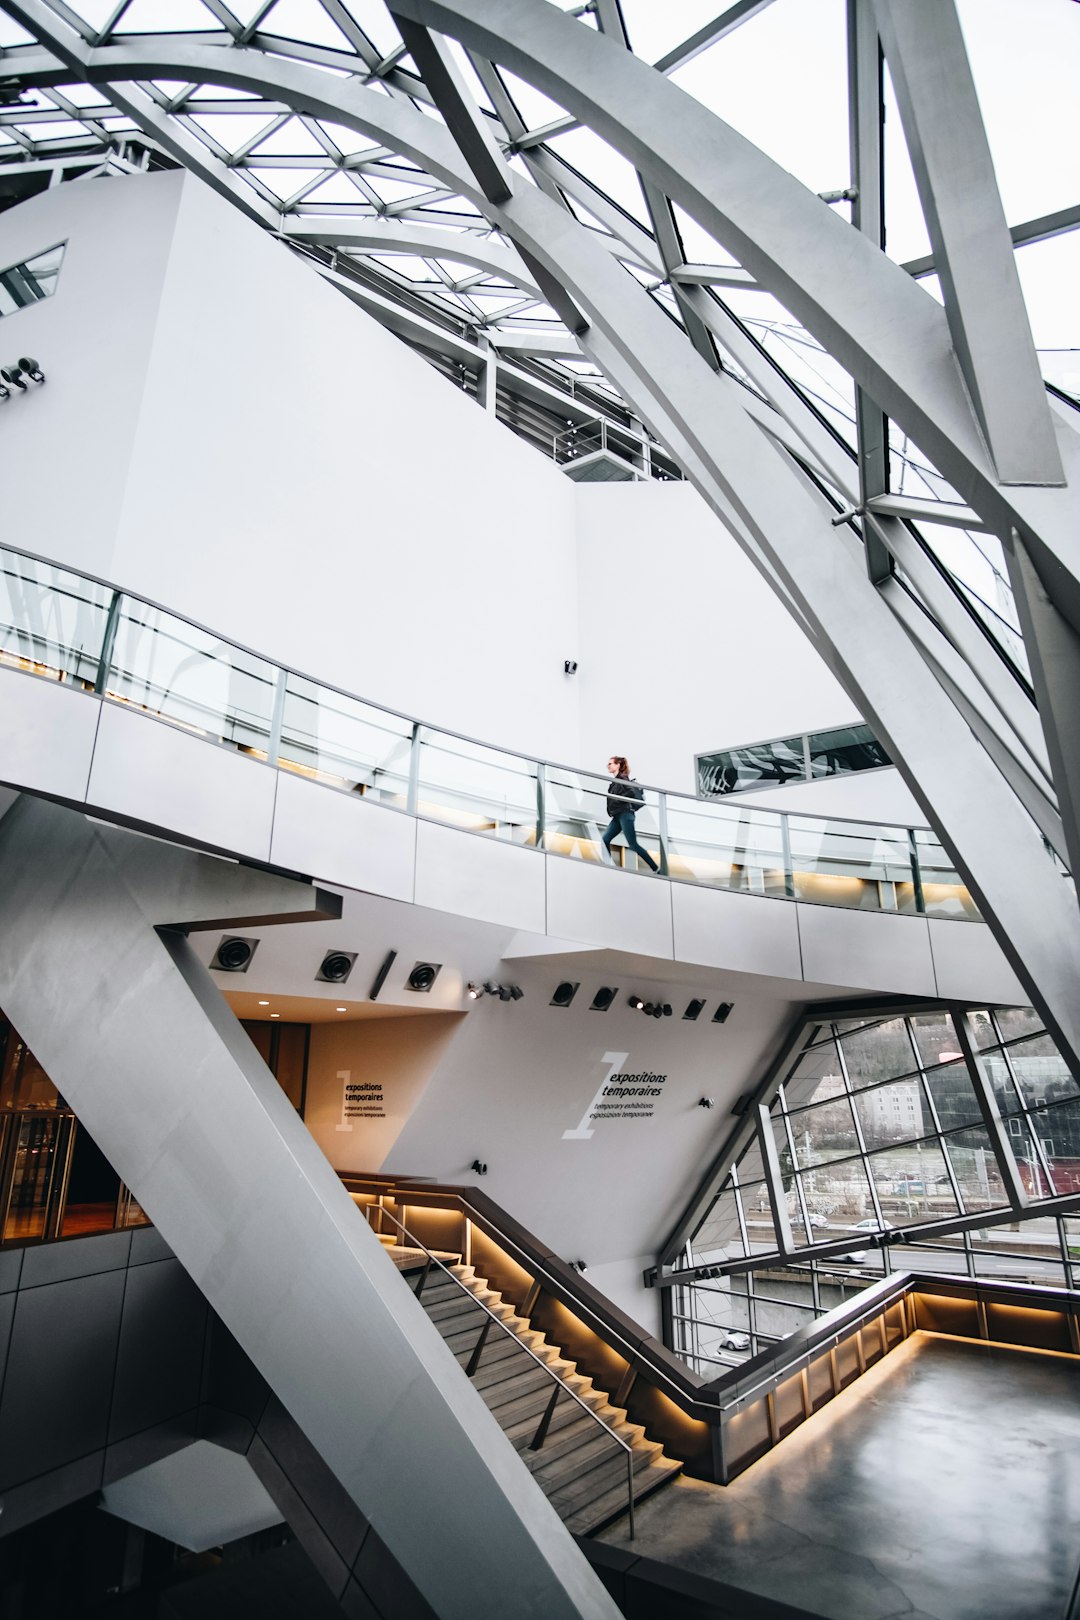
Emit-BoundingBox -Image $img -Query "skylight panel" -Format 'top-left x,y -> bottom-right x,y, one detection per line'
54,83 -> 114,110
620,0 -> 745,66
0,15 -> 33,46
245,165 -> 327,201
187,114 -> 279,153
958,0 -> 1080,227
19,120 -> 97,143
496,68 -> 569,131
331,0 -> 399,57
248,116 -> 330,157
546,127 -> 652,230
1015,234 -> 1080,355
254,0 -> 357,52
670,0 -> 849,199
299,170 -> 371,204
881,67 -> 932,266
316,121 -> 383,158
114,0 -> 223,34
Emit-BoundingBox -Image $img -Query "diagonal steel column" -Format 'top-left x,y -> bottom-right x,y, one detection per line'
871,0 -> 1063,488
0,800 -> 619,1620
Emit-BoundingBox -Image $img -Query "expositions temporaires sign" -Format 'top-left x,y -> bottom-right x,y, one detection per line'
563,1052 -> 668,1140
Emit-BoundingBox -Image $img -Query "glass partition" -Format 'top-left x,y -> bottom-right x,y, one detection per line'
416,730 -> 539,842
0,541 -> 1001,924
788,816 -> 912,910
0,547 -> 112,688
278,674 -> 412,803
665,796 -> 786,894
105,599 -> 277,753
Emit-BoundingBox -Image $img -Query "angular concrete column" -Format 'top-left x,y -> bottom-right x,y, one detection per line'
0,799 -> 620,1620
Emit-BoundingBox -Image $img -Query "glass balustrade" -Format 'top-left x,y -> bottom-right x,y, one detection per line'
0,542 -> 1003,923
105,599 -> 277,754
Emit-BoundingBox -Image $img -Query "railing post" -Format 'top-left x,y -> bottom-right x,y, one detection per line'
626,1450 -> 635,1541
657,791 -> 670,876
535,761 -> 546,851
93,589 -> 122,695
530,1383 -> 561,1451
414,1257 -> 433,1300
780,811 -> 795,899
907,827 -> 925,914
267,666 -> 287,767
465,1317 -> 492,1377
407,721 -> 421,816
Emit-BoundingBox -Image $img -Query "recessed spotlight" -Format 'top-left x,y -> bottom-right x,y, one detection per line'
214,936 -> 257,973
408,962 -> 441,992
317,950 -> 356,984
270,1013 -> 280,1020
336,1006 -> 347,1013
258,1000 -> 270,1007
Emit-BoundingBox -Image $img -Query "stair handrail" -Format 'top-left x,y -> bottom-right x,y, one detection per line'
371,1201 -> 636,1538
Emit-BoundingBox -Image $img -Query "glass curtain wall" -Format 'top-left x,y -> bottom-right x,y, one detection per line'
674,1003 -> 1080,1376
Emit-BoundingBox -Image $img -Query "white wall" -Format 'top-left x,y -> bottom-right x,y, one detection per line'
386,959 -> 805,1329
0,170 -> 579,763
574,481 -> 857,794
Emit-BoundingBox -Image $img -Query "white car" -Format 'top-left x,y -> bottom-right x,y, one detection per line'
719,1330 -> 751,1352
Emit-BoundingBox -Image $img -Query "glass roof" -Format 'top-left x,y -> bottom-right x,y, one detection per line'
0,0 -> 1076,691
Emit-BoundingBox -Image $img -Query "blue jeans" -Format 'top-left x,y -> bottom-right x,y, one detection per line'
602,810 -> 659,871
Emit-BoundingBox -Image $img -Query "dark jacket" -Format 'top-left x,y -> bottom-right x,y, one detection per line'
606,776 -> 645,819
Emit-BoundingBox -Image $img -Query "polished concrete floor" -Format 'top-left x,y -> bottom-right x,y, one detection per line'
599,1332 -> 1080,1620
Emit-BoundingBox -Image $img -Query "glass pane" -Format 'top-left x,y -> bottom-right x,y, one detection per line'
806,723 -> 890,778
783,1094 -> 860,1168
788,816 -> 909,911
107,601 -> 277,752
913,829 -> 981,920
0,241 -> 65,316
967,1008 -> 999,1049
942,1127 -> 1008,1213
1028,1100 -> 1080,1195
869,1139 -> 959,1224
854,1077 -> 929,1150
417,730 -> 539,844
691,1188 -> 746,1260
924,1058 -> 984,1131
0,1030 -> 59,1112
733,1143 -> 777,1254
0,547 -> 112,688
279,675 -> 412,802
664,795 -> 787,893
780,1039 -> 843,1109
841,1018 -> 918,1089
976,1050 -> 1024,1115
697,736 -> 805,796
3,1115 -> 64,1241
991,1007 -> 1043,1046
542,766 -> 615,864
60,1121 -> 119,1237
911,1011 -> 965,1069
798,1155 -> 877,1233
1003,1035 -> 1079,1109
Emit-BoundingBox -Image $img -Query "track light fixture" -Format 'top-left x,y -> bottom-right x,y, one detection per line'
317,950 -> 355,984
628,995 -> 644,1011
18,357 -> 44,382
590,987 -> 618,1012
684,999 -> 706,1021
564,659 -> 578,674
699,1097 -> 715,1109
407,961 -> 441,992
713,1002 -> 734,1024
213,936 -> 257,972
482,981 -> 524,1002
470,1160 -> 488,1176
550,981 -> 578,1008
466,982 -> 482,999
568,1259 -> 588,1274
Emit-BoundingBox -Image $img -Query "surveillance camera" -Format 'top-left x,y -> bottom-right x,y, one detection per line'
564,659 -> 578,675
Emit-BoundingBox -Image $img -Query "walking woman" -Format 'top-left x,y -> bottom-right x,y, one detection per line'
601,755 -> 659,871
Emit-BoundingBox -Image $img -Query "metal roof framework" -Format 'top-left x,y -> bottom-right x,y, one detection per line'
1,0 -> 1080,1072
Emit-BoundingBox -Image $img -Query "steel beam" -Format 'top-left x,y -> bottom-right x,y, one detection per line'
283,216 -> 542,297
871,0 -> 1062,488
847,0 -> 893,584
903,201 -> 1080,280
387,0 -> 1080,618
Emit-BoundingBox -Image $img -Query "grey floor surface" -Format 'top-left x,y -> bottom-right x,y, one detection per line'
598,1331 -> 1080,1620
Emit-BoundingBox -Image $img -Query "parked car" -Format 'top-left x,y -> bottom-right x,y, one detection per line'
807,1212 -> 829,1229
718,1330 -> 751,1351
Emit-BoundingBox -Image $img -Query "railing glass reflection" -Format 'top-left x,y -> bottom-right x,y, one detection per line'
0,542 -> 999,924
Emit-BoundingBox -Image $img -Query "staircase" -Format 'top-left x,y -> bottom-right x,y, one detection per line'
407,1255 -> 682,1535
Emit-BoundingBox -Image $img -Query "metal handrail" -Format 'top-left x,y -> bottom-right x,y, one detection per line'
371,1202 -> 636,1538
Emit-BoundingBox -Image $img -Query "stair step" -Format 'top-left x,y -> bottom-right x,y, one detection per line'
562,1456 -> 683,1537
527,1428 -> 636,1492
